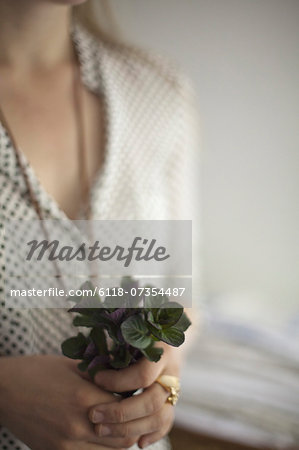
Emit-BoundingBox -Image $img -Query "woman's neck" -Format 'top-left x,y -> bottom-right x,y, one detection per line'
0,1 -> 74,72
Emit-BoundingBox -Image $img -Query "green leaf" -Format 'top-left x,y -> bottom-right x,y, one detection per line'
88,362 -> 107,379
120,276 -> 134,289
121,314 -> 152,349
103,294 -> 123,309
107,329 -> 120,344
151,327 -> 185,347
68,307 -> 96,316
69,281 -> 102,309
146,311 -> 162,330
73,314 -> 98,328
81,280 -> 96,291
144,290 -> 166,309
90,327 -> 108,354
141,345 -> 164,362
175,312 -> 191,332
77,360 -> 89,372
61,332 -> 87,359
110,347 -> 132,368
74,296 -> 102,309
157,302 -> 183,327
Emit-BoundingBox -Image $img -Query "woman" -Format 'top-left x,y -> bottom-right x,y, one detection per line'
0,0 -> 200,449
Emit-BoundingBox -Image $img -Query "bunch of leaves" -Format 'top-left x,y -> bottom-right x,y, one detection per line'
61,277 -> 191,386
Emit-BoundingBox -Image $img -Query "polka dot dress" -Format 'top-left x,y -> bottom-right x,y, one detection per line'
0,21 -> 200,450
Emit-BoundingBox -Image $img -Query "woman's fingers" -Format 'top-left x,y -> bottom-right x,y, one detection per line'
89,383 -> 168,425
74,442 -> 126,450
138,429 -> 170,450
88,382 -> 172,449
89,437 -> 135,449
94,356 -> 163,392
93,403 -> 174,441
138,408 -> 174,449
89,435 -> 138,449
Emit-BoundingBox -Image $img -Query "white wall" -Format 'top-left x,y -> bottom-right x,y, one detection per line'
109,0 -> 299,323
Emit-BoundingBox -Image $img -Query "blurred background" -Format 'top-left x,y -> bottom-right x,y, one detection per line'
105,1 -> 299,448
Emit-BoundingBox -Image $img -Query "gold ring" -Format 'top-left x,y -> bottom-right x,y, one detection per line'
155,375 -> 180,406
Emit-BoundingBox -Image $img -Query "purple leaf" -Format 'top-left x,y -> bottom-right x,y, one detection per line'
117,328 -> 125,343
108,308 -> 126,324
83,341 -> 97,360
88,355 -> 110,370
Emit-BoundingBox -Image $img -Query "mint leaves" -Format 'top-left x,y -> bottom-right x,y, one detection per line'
61,277 -> 191,382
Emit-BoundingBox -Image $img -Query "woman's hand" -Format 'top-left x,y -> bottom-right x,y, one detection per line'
91,344 -> 183,449
0,355 -> 131,450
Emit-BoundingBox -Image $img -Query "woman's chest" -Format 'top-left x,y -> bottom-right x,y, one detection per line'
0,71 -> 104,219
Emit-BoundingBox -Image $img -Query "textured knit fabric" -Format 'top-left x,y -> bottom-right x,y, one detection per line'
0,22 -> 200,450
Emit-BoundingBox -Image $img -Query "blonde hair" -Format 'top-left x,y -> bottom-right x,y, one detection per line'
73,0 -> 121,43
74,0 -> 179,88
